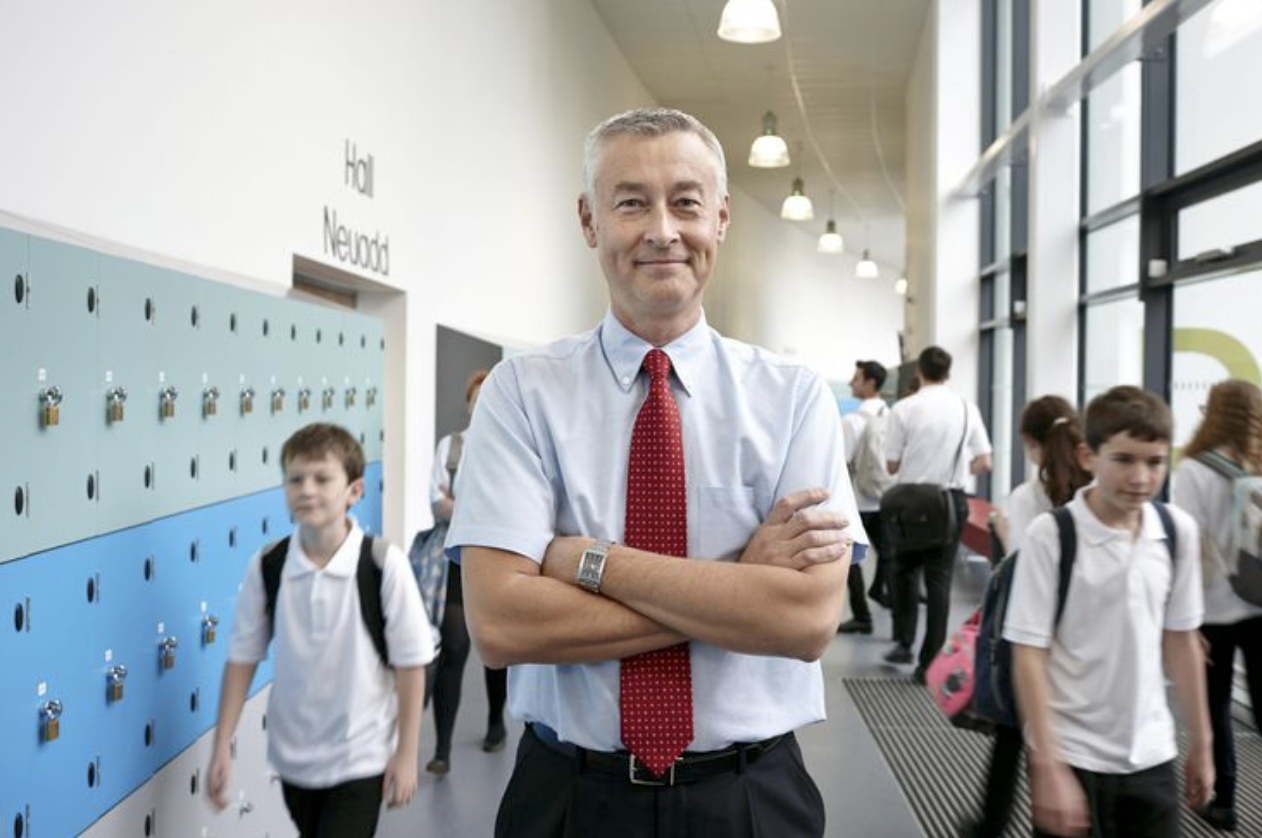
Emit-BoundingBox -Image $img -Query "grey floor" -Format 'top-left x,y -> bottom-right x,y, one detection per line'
379,555 -> 993,838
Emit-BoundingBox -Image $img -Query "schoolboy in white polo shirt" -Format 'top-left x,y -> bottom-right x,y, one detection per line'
1004,386 -> 1213,838
207,423 -> 435,838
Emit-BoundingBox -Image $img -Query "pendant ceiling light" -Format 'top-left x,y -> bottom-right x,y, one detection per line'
817,190 -> 844,253
855,249 -> 879,279
717,0 -> 782,44
749,111 -> 790,168
780,177 -> 813,221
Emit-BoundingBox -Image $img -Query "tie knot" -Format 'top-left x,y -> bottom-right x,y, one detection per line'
642,348 -> 672,382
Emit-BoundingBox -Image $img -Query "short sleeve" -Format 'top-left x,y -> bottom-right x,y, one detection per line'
1164,507 -> 1204,631
227,550 -> 271,664
967,402 -> 994,458
429,434 -> 453,506
1001,512 -> 1060,649
446,363 -> 558,564
774,372 -> 869,560
883,403 -> 907,466
380,543 -> 437,667
841,411 -> 865,467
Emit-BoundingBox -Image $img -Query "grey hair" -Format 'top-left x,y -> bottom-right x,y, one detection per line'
581,108 -> 728,200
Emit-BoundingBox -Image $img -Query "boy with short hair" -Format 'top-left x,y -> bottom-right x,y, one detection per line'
1004,386 -> 1213,837
208,423 -> 434,838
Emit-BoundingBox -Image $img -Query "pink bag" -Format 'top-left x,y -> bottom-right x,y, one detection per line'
926,608 -> 981,720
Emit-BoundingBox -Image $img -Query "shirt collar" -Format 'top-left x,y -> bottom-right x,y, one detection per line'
284,518 -> 363,579
1068,486 -> 1168,547
598,308 -> 710,396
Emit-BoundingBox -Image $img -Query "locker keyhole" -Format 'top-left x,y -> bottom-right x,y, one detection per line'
189,541 -> 199,563
189,690 -> 199,713
144,298 -> 154,322
189,771 -> 198,796
143,556 -> 154,581
14,486 -> 23,516
262,319 -> 270,337
339,331 -> 344,346
189,457 -> 198,480
262,446 -> 269,465
290,324 -> 297,341
87,287 -> 96,313
143,466 -> 152,489
144,814 -> 152,836
13,603 -> 23,632
228,450 -> 237,472
144,721 -> 153,747
316,329 -> 323,344
229,312 -> 238,333
86,473 -> 95,501
87,761 -> 96,788
86,577 -> 95,603
361,334 -> 366,349
190,305 -> 199,328
14,274 -> 24,304
14,811 -> 24,838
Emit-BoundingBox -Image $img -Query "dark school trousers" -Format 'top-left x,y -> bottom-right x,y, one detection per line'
1031,761 -> 1178,838
891,490 -> 968,672
281,773 -> 384,838
494,727 -> 825,838
1201,617 -> 1262,808
846,510 -> 889,624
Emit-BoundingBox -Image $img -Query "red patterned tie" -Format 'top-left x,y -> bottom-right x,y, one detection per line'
620,348 -> 693,777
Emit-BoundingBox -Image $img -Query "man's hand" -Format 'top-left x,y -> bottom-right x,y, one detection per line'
382,748 -> 418,808
739,488 -> 850,571
1030,759 -> 1090,837
1185,740 -> 1215,810
206,744 -> 232,810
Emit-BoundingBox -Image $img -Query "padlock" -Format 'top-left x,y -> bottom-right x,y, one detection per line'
202,614 -> 219,646
41,699 -> 63,742
366,386 -> 378,408
158,386 -> 178,420
240,387 -> 255,415
160,636 -> 178,671
107,665 -> 127,703
344,387 -> 357,409
106,387 -> 127,424
297,387 -> 312,413
203,386 -> 219,418
39,386 -> 63,428
322,387 -> 336,411
271,387 -> 285,414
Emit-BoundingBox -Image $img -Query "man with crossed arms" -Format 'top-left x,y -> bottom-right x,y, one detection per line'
448,108 -> 866,838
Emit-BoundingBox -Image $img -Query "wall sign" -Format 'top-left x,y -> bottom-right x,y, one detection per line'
322,139 -> 390,276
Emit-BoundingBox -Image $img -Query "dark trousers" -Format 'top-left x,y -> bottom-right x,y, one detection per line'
891,491 -> 966,672
1201,617 -> 1262,808
1031,761 -> 1177,838
846,511 -> 889,624
281,774 -> 384,838
494,727 -> 825,838
973,724 -> 1023,838
861,510 -> 891,605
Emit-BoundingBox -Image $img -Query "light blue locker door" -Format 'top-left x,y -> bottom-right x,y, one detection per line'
188,279 -> 242,507
98,254 -> 165,532
0,228 -> 36,564
22,236 -> 101,553
353,313 -> 385,463
145,270 -> 203,520
235,295 -> 287,493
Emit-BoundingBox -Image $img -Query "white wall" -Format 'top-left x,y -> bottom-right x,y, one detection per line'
709,187 -> 904,382
0,0 -> 654,543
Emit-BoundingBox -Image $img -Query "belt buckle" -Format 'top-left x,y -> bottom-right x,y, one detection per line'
628,754 -> 676,786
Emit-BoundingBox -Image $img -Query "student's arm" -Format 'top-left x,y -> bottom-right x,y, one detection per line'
538,489 -> 850,662
967,402 -> 994,475
1164,630 -> 1214,808
969,452 -> 993,475
382,666 -> 425,808
1012,645 -> 1090,838
884,404 -> 905,476
207,661 -> 258,810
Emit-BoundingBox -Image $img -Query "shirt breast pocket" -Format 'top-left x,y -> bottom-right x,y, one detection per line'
697,486 -> 766,560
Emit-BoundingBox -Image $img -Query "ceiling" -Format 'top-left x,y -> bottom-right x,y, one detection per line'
587,0 -> 931,273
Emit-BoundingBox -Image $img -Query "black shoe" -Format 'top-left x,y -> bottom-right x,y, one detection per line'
883,644 -> 913,664
482,723 -> 507,752
425,757 -> 450,776
912,667 -> 927,685
837,619 -> 873,635
1194,802 -> 1238,831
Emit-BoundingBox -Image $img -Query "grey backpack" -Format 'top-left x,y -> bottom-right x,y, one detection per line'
1194,450 -> 1262,606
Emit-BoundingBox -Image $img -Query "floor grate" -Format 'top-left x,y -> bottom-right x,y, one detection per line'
844,677 -> 1262,838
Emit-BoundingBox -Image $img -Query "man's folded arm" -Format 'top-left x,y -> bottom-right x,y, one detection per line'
461,545 -> 686,668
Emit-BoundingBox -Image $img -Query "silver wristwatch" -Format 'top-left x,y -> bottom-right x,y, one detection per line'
576,540 -> 613,594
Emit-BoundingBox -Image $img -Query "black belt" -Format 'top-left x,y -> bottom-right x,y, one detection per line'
527,723 -> 786,787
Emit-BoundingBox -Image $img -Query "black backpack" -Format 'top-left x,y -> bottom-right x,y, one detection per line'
973,502 -> 1177,728
261,535 -> 391,667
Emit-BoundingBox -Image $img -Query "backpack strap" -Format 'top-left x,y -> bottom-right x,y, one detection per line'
1051,508 -> 1077,629
1193,450 -> 1246,480
261,537 -> 290,631
357,535 -> 391,668
1152,501 -> 1178,564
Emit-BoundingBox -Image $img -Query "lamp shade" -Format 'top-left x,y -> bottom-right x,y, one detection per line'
780,177 -> 814,221
817,219 -> 844,254
855,250 -> 879,278
748,112 -> 790,167
717,0 -> 782,44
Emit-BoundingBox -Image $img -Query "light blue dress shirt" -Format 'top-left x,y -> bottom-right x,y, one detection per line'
446,310 -> 866,751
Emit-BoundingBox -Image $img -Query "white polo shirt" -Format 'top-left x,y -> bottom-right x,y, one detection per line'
227,521 -> 435,787
1003,489 -> 1202,774
1003,478 -> 1052,555
843,397 -> 888,513
883,383 -> 991,488
1172,454 -> 1262,626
